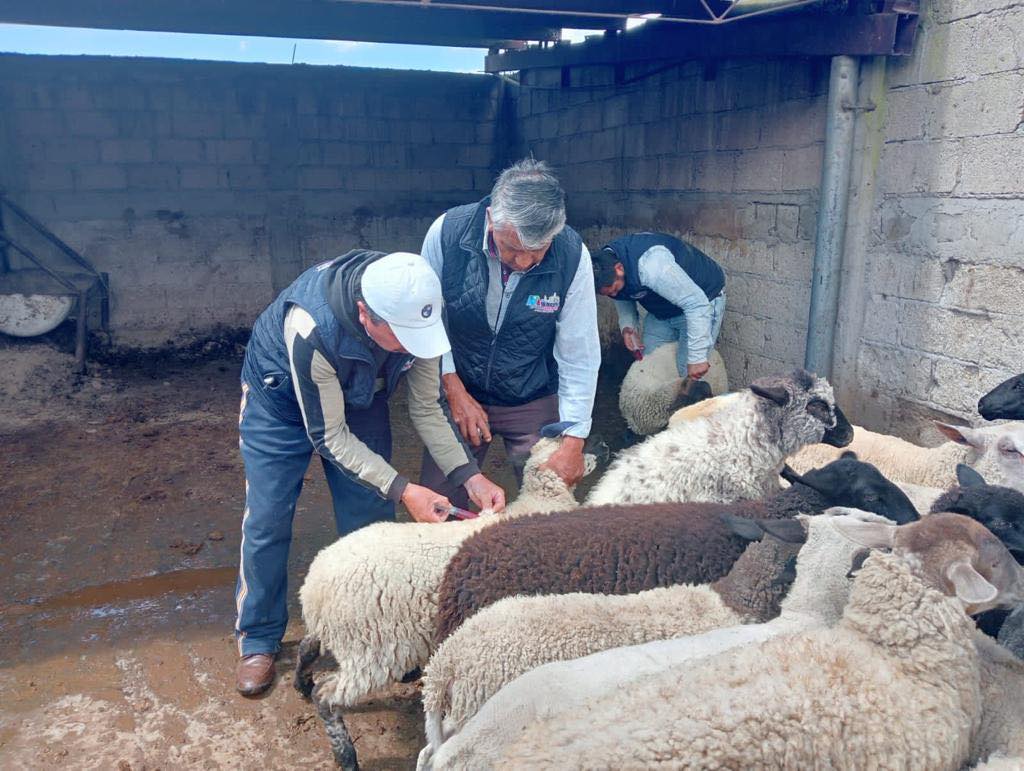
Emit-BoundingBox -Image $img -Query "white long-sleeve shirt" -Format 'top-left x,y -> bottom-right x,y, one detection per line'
421,213 -> 600,439
614,245 -> 717,365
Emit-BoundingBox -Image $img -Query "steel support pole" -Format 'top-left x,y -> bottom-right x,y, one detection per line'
804,54 -> 859,378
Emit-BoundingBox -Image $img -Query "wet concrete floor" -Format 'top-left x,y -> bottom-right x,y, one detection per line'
0,348 -> 627,769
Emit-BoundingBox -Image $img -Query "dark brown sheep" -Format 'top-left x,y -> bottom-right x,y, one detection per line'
434,454 -> 918,643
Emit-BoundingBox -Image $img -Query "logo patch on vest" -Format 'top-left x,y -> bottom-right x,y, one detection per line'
421,304 -> 433,319
526,293 -> 561,313
630,290 -> 649,299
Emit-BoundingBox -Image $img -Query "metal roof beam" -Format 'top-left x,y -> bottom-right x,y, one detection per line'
485,9 -> 918,70
0,0 -> 565,48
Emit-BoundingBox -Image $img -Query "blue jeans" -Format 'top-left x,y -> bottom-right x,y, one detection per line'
234,380 -> 395,656
642,293 -> 726,377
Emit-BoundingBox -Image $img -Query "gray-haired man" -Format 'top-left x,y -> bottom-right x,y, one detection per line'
420,159 -> 600,500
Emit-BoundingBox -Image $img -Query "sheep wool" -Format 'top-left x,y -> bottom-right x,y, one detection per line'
501,550 -> 983,770
420,535 -> 797,745
587,370 -> 846,506
297,437 -> 587,711
618,343 -> 728,435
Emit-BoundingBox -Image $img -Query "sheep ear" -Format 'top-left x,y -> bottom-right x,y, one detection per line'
751,381 -> 790,407
946,560 -> 998,605
721,514 -> 767,542
935,422 -> 987,449
956,464 -> 986,488
758,519 -> 809,545
831,516 -> 897,549
582,453 -> 598,476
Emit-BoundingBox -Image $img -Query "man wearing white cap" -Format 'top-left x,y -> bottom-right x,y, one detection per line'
233,249 -> 504,696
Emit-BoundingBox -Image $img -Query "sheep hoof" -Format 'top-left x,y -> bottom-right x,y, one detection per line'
294,635 -> 321,699
400,667 -> 422,683
315,692 -> 359,770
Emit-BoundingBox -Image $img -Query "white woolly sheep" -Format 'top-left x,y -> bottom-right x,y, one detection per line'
420,508 -> 890,771
494,514 -> 1024,770
969,632 -> 1024,768
295,436 -> 595,770
787,421 -> 1024,493
618,343 -> 728,435
420,523 -> 802,750
586,368 -> 853,507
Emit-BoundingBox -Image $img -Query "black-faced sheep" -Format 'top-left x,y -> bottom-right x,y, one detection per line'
980,373 -> 1024,421
433,455 -> 917,645
495,514 -> 1024,770
587,369 -> 853,507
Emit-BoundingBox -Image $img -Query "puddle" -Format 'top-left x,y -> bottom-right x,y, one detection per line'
4,566 -> 238,616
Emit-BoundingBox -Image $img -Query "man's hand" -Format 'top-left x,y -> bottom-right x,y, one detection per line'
622,327 -> 644,357
443,373 -> 492,447
400,483 -> 450,524
687,361 -> 711,380
464,473 -> 506,512
541,436 -> 586,487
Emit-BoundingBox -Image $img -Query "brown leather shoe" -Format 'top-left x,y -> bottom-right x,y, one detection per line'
236,653 -> 276,697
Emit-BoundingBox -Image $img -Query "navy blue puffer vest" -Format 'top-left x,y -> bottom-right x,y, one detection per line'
604,232 -> 725,320
439,197 -> 581,407
241,250 -> 414,423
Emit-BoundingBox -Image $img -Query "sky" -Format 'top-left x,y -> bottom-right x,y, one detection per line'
0,23 -> 492,72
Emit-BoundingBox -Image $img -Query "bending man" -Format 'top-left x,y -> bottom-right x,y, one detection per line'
593,232 -> 726,380
234,249 -> 504,696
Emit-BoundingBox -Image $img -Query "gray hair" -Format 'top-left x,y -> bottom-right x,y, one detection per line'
489,159 -> 567,250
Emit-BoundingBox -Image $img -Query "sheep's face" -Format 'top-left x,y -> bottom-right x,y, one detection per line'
834,512 -> 1024,615
749,370 -> 852,456
788,454 -> 920,525
979,373 -> 1024,421
931,480 -> 1024,563
937,421 -> 1024,492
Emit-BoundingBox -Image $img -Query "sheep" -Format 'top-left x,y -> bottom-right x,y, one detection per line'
930,466 -> 1024,642
419,518 -> 802,749
419,508 -> 894,771
587,369 -> 853,507
432,454 -> 918,646
617,343 -> 728,435
933,466 -> 1024,560
787,420 -> 1024,493
494,513 -> 1024,770
970,632 -> 1024,768
980,373 -> 1024,421
294,435 -> 597,770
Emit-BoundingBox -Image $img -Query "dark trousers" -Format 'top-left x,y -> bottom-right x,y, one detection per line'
234,382 -> 395,656
420,394 -> 560,509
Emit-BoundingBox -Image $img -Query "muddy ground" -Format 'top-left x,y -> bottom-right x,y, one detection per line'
0,334 -> 628,769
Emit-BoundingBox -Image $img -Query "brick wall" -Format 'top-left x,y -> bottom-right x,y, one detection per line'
833,1 -> 1024,437
517,59 -> 831,387
0,55 -> 503,345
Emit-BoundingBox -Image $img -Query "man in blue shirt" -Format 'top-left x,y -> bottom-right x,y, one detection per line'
593,232 -> 726,380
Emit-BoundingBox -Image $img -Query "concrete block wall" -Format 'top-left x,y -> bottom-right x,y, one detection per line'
0,55 -> 502,345
833,1 -> 1024,437
517,59 -> 831,387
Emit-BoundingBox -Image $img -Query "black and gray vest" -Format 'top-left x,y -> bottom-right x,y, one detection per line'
439,197 -> 581,407
242,250 -> 414,423
604,232 -> 725,320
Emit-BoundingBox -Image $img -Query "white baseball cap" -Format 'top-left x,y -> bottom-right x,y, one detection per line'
360,252 -> 450,359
